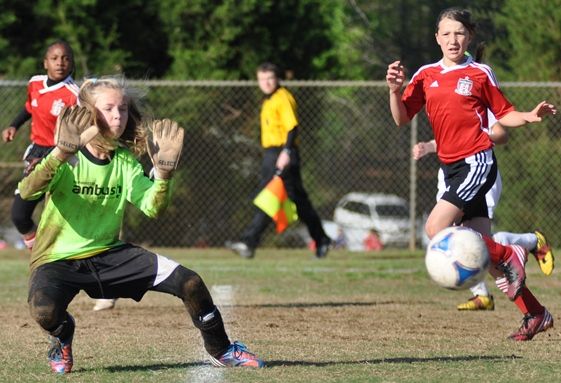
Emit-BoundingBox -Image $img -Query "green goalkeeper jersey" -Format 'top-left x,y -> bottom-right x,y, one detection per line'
19,147 -> 173,271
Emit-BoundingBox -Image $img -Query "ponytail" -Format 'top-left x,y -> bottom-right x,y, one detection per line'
474,41 -> 486,62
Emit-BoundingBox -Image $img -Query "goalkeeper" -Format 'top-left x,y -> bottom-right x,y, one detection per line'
19,76 -> 264,374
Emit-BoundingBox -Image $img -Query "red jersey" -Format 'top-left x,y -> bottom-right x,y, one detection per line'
25,75 -> 79,146
402,56 -> 515,164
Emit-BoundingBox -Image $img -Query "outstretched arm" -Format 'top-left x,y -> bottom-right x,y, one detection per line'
128,119 -> 184,218
128,165 -> 174,219
18,106 -> 98,199
498,101 -> 557,128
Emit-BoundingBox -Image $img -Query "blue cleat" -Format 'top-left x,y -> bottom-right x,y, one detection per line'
48,315 -> 74,374
209,341 -> 265,368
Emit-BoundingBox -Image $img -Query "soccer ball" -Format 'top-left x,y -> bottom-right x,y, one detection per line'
425,226 -> 490,290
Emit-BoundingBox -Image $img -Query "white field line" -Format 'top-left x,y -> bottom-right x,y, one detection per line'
183,284 -> 234,383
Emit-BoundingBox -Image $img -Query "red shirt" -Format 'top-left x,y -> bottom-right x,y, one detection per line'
402,57 -> 514,164
363,233 -> 383,251
25,75 -> 79,146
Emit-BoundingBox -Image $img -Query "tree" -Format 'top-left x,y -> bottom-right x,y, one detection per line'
343,0 -> 507,79
157,0 -> 355,79
489,0 -> 561,81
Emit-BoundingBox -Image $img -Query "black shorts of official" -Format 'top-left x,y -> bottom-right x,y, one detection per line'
440,149 -> 497,221
28,244 -> 180,307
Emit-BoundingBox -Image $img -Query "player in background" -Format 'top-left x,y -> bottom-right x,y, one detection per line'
19,76 -> 264,374
413,119 -> 554,311
0,40 -> 115,312
228,62 -> 331,259
386,7 -> 557,340
2,40 -> 77,250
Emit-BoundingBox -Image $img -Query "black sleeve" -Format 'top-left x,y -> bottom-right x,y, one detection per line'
10,108 -> 32,130
284,126 -> 298,151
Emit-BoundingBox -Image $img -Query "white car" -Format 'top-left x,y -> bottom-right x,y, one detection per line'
333,192 -> 414,250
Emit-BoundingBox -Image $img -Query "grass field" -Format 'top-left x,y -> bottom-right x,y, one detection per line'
1,247 -> 561,383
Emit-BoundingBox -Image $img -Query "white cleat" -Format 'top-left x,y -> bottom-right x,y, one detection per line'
93,299 -> 117,311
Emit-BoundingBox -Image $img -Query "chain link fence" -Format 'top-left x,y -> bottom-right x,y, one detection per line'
0,80 -> 559,250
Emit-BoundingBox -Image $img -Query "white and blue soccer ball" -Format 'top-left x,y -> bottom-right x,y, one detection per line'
425,226 -> 490,290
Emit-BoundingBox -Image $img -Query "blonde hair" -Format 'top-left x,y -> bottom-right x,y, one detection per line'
78,76 -> 147,156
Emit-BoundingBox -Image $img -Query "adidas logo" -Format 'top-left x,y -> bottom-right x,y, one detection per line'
430,80 -> 439,88
31,99 -> 38,107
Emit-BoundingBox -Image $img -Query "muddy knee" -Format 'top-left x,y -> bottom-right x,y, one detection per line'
154,265 -> 214,315
29,290 -> 63,331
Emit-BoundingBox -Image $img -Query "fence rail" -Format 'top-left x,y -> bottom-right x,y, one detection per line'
0,80 -> 559,251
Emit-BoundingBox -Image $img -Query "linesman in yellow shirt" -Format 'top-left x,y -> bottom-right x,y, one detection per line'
229,63 -> 330,259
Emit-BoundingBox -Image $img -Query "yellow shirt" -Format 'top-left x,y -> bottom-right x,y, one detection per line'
260,87 -> 298,148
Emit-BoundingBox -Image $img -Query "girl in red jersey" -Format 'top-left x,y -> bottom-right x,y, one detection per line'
386,7 -> 557,340
2,40 -> 78,250
1,41 -> 115,312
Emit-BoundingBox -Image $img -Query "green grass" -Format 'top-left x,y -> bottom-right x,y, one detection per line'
1,248 -> 561,383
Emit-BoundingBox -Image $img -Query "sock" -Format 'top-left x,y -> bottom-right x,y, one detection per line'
469,280 -> 490,297
49,313 -> 75,343
482,235 -> 508,264
495,276 -> 508,294
513,287 -> 544,316
493,232 -> 538,252
192,307 -> 231,358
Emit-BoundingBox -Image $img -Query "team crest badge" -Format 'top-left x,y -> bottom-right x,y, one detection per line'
50,99 -> 66,116
454,77 -> 473,96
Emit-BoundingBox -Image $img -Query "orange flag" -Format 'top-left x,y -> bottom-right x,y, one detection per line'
253,175 -> 298,233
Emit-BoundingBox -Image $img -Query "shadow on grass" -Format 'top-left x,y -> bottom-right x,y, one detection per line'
76,361 -> 207,373
82,354 -> 521,373
266,354 -> 522,367
223,300 -> 431,309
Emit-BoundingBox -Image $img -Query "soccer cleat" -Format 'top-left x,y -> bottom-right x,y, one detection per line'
499,245 -> 527,301
209,341 -> 265,368
457,295 -> 495,311
532,231 -> 554,276
508,308 -> 554,341
315,237 -> 331,259
47,315 -> 75,374
93,298 -> 117,311
227,241 -> 255,259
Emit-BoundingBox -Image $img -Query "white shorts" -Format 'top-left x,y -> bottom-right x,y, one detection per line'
437,168 -> 502,219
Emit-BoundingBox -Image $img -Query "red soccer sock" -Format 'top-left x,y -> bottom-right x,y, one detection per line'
482,235 -> 508,264
513,286 -> 544,316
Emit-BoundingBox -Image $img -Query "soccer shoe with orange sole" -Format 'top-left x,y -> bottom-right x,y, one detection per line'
509,308 -> 554,341
209,341 -> 264,368
532,230 -> 554,276
48,315 -> 75,374
457,295 -> 495,311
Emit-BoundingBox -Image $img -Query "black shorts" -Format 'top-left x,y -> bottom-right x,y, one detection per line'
440,149 -> 497,221
28,244 -> 180,308
22,143 -> 54,176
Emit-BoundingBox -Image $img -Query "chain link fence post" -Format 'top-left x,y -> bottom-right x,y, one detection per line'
409,114 -> 418,251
